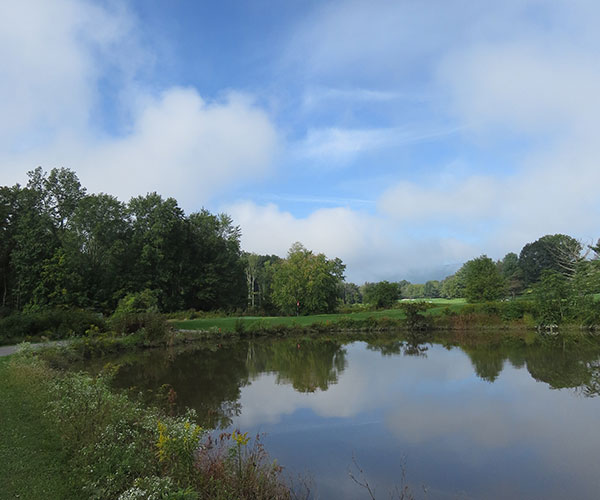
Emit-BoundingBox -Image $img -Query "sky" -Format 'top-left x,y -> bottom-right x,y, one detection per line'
1,0 -> 599,283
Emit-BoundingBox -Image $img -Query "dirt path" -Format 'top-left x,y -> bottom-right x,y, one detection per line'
0,341 -> 68,357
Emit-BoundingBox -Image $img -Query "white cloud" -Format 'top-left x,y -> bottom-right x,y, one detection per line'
372,3 -> 600,259
83,89 -> 277,205
226,201 -> 379,261
296,125 -> 465,165
297,127 -> 398,164
379,176 -> 499,223
226,201 -> 475,282
302,86 -> 414,109
438,42 -> 600,136
0,0 -> 278,207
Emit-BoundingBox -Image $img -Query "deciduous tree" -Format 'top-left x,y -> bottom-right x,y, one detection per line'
271,243 -> 345,315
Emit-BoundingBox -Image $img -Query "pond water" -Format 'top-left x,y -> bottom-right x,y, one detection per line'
110,333 -> 600,499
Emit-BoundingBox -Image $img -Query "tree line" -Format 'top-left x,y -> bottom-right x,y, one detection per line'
2,168 -> 599,322
1,168 -> 246,314
0,168 -> 347,319
333,234 -> 600,324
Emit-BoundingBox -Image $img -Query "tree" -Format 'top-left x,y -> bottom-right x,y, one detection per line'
341,282 -> 362,305
183,211 -> 246,312
34,193 -> 134,311
244,253 -> 261,311
498,252 -> 524,298
533,270 -> 573,324
401,283 -> 425,299
10,184 -> 60,309
242,253 -> 282,313
363,281 -> 399,308
26,167 -> 87,234
423,280 -> 441,298
271,243 -> 345,315
461,255 -> 505,302
127,193 -> 187,311
440,273 -> 464,298
519,234 -> 583,286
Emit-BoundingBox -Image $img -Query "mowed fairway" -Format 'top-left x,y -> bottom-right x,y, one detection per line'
172,298 -> 467,332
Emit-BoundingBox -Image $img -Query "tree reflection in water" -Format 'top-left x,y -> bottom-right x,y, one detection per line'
113,337 -> 347,427
110,333 -> 600,430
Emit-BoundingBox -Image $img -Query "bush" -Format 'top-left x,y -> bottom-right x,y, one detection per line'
109,312 -> 170,342
0,309 -> 107,344
114,289 -> 159,316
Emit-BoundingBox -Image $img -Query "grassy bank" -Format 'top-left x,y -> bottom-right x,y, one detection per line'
0,349 -> 294,500
172,299 -> 468,333
171,298 -> 543,335
0,357 -> 76,499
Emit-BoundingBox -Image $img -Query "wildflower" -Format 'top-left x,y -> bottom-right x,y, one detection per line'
232,430 -> 250,446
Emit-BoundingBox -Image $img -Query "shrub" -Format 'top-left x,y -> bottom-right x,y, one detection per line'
0,309 -> 107,344
399,301 -> 431,330
6,351 -> 293,500
109,312 -> 170,342
114,289 -> 159,316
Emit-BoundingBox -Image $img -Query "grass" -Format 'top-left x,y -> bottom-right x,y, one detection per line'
0,350 -> 294,500
173,299 -> 468,332
0,357 -> 77,499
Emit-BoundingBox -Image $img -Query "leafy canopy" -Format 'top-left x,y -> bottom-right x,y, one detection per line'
271,243 -> 345,315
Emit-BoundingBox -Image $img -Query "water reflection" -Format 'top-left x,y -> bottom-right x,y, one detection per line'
114,337 -> 348,427
460,335 -> 600,393
109,333 -> 600,499
112,334 -> 600,427
246,339 -> 347,392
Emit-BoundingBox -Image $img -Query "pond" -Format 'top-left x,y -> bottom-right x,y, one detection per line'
109,333 -> 600,499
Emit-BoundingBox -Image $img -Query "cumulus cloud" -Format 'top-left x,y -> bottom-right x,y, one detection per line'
225,201 -> 475,282
0,0 -> 144,148
0,0 -> 278,207
280,0 -> 600,268
84,89 -> 277,205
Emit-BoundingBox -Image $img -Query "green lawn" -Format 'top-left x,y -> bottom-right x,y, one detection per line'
0,357 -> 76,499
173,298 -> 467,332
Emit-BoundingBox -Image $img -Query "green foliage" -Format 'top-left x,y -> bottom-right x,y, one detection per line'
4,353 -> 291,499
533,270 -> 573,324
341,282 -> 362,305
156,418 -> 203,483
119,476 -> 198,500
110,312 -> 170,342
0,308 -> 106,344
461,255 -> 505,303
271,243 -> 345,315
1,170 -> 247,316
498,252 -> 524,297
363,281 -> 399,309
440,273 -> 464,299
109,289 -> 169,341
114,289 -> 160,315
401,282 -> 426,299
399,301 -> 431,330
243,253 -> 282,314
423,280 -> 441,298
519,234 -> 582,286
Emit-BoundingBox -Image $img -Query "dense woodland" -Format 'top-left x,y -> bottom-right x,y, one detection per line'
0,167 -> 246,314
1,168 -> 599,330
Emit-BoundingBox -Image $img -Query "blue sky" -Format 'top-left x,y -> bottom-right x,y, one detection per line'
1,0 -> 599,283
